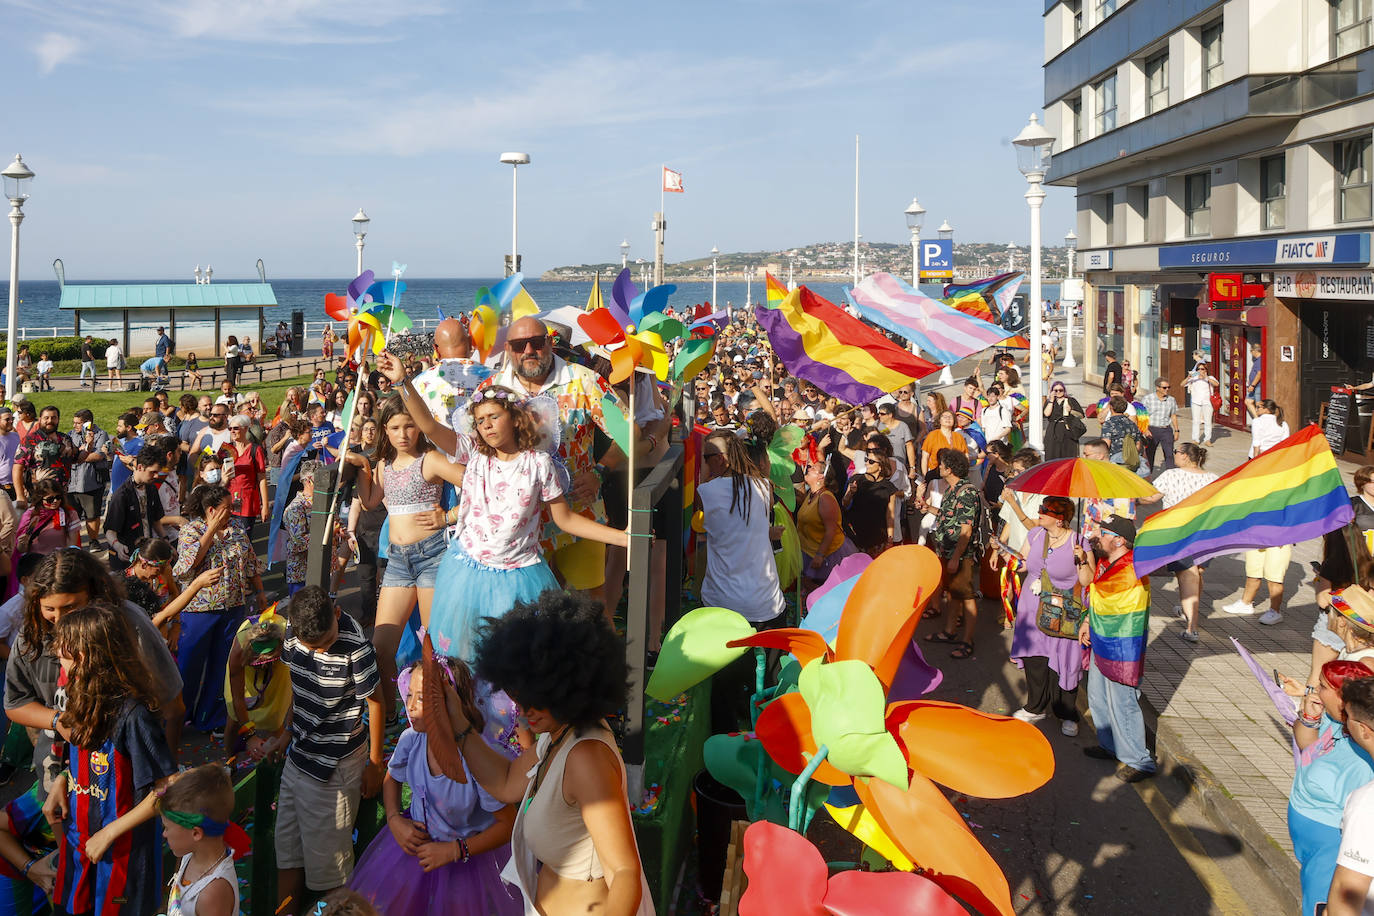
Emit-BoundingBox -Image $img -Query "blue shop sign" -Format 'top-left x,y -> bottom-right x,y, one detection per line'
1158,233 -> 1369,268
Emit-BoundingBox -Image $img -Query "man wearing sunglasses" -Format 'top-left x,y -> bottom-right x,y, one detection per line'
481,315 -> 633,598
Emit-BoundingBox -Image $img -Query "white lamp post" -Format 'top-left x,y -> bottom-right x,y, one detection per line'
1063,229 -> 1078,368
637,258 -> 647,290
904,197 -> 926,287
620,239 -> 630,269
788,257 -> 795,290
710,246 -> 719,308
352,208 -> 370,276
2,155 -> 32,402
938,219 -> 954,241
499,152 -> 530,276
1006,241 -> 1016,272
1013,112 -> 1055,452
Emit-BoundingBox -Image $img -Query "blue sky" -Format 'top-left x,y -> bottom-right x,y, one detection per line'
1,0 -> 1073,280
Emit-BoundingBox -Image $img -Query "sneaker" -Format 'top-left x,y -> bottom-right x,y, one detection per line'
1082,745 -> 1115,760
210,728 -> 225,740
1180,629 -> 1200,643
1116,764 -> 1156,783
1221,601 -> 1255,615
1060,720 -> 1079,737
1012,708 -> 1047,723
1259,609 -> 1284,625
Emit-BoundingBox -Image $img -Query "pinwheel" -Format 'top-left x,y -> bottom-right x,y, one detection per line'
469,303 -> 500,362
322,269 -> 374,330
646,546 -> 1055,916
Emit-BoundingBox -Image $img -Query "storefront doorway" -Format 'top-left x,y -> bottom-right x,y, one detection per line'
1095,287 -> 1125,368
1298,300 -> 1374,455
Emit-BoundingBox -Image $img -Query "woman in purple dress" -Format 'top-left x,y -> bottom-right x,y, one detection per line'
1004,495 -> 1090,736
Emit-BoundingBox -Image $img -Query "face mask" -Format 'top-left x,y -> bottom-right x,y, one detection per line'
203,469 -> 222,485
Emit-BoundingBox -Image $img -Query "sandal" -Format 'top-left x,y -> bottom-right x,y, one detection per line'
924,630 -> 960,644
950,642 -> 975,659
921,606 -> 942,620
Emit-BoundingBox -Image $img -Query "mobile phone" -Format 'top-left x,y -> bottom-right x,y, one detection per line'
1273,668 -> 1282,687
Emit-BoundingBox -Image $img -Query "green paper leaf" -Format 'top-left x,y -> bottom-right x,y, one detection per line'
799,659 -> 909,791
639,312 -> 686,344
600,393 -> 631,456
646,606 -> 755,701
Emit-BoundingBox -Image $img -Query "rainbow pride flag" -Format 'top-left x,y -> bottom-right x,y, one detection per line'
754,282 -> 939,404
943,291 -> 998,323
1133,425 -> 1354,577
942,271 -> 1025,317
1089,554 -> 1150,686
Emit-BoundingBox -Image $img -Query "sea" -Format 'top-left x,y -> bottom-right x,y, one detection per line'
0,277 -> 1062,338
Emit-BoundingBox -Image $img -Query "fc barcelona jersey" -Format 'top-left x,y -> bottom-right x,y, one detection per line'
53,702 -> 175,916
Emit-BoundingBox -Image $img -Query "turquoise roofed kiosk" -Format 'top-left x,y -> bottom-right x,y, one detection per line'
59,282 -> 275,357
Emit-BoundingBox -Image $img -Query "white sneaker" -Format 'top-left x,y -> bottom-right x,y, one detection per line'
1221,601 -> 1255,615
1258,609 -> 1283,625
1060,719 -> 1079,737
1012,708 -> 1047,723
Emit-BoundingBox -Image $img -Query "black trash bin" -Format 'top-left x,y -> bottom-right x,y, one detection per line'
693,769 -> 747,902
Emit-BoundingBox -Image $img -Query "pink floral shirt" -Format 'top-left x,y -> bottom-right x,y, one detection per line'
457,450 -> 565,569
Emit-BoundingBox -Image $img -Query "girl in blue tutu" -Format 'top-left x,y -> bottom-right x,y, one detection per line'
349,654 -> 521,915
379,353 -> 629,666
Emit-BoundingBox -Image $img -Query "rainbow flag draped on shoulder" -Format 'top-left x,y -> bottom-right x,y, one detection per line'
1133,425 -> 1354,577
755,276 -> 939,403
1089,554 -> 1150,687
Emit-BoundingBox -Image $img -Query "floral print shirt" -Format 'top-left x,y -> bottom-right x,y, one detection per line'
173,518 -> 262,611
283,491 -> 311,584
457,450 -> 565,569
933,480 -> 983,560
15,426 -> 78,492
412,358 -> 494,431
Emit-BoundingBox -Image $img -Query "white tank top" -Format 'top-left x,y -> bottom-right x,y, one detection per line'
167,851 -> 239,916
698,476 -> 786,623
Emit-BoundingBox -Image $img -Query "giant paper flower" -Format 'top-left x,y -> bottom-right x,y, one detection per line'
649,545 -> 1056,916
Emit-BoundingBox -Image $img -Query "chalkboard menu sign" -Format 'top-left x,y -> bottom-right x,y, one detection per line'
1325,386 -> 1353,455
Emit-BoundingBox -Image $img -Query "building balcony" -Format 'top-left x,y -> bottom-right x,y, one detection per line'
1048,52 -> 1373,186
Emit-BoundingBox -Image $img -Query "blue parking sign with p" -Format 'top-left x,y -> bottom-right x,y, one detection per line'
920,240 -> 953,271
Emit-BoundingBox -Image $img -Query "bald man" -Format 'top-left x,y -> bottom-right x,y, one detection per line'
481,315 -> 629,598
410,316 -> 492,435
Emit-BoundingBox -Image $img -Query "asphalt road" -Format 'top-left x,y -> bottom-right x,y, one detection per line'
890,602 -> 1287,915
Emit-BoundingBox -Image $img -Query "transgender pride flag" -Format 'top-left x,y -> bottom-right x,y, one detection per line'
845,272 -> 1009,366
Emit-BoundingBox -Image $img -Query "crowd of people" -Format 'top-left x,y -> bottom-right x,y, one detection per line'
0,300 -> 1356,915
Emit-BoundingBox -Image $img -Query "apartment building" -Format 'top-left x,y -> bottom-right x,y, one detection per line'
1043,0 -> 1374,453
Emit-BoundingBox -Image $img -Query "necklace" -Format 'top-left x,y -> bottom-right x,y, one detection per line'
529,724 -> 573,800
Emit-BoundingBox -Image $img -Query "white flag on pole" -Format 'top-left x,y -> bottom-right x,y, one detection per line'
662,167 -> 684,193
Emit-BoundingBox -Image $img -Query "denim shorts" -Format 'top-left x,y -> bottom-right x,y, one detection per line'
381,530 -> 447,589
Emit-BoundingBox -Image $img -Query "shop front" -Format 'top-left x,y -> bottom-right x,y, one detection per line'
1277,269 -> 1374,457
1157,283 -> 1203,387
1195,304 -> 1266,432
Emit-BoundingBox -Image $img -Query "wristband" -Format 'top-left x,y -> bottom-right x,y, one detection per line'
50,711 -> 59,733
20,858 -> 35,878
238,722 -> 257,737
1297,717 -> 1320,729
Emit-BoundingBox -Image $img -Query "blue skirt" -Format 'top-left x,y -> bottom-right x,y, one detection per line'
429,542 -> 560,664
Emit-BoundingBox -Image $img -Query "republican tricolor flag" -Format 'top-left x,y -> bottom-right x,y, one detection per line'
662,167 -> 684,193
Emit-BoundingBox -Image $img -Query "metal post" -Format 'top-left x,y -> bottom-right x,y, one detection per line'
305,464 -> 341,589
355,236 -> 364,277
1027,177 -> 1046,451
911,228 -> 921,288
5,202 -> 21,402
653,211 -> 665,288
1063,238 -> 1078,368
509,164 -> 519,277
852,135 -> 860,286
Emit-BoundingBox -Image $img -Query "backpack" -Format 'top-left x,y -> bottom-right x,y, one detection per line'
1122,433 -> 1141,471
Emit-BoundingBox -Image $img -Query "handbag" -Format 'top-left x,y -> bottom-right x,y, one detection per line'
1209,392 -> 1223,410
1035,533 -> 1086,638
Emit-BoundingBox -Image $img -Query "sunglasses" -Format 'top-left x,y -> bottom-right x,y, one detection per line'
41,496 -> 61,504
508,335 -> 549,352
703,451 -> 724,460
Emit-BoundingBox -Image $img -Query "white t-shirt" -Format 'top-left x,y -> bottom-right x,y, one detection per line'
35,360 -> 52,376
0,587 -> 23,646
105,344 -> 122,369
1337,779 -> 1374,914
699,475 -> 785,623
1250,414 -> 1290,455
1186,369 -> 1213,407
1152,468 -> 1217,509
458,450 -> 565,570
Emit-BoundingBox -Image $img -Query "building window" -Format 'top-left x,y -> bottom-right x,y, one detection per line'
1333,0 -> 1372,56
1145,52 -> 1169,114
1202,21 -> 1224,89
1068,0 -> 1083,39
1070,97 -> 1082,145
1095,74 -> 1117,134
1095,0 -> 1117,21
1185,172 -> 1211,237
1261,155 -> 1286,229
1337,137 -> 1372,222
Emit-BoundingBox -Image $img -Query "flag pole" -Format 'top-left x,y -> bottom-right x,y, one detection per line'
627,373 -> 637,579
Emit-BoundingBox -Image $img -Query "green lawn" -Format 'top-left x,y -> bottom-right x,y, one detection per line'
26,373 -> 318,431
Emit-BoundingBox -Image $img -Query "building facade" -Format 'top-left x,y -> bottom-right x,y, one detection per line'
1043,0 -> 1374,456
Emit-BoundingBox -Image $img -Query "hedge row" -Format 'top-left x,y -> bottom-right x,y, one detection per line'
0,337 -> 90,361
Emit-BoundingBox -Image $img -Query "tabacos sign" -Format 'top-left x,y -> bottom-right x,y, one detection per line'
1276,236 -> 1337,264
1207,273 -> 1267,304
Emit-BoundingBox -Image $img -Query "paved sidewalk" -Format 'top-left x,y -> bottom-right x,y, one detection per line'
1046,363 -> 1329,910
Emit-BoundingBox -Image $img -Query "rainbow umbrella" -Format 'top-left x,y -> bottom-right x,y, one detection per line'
1096,396 -> 1150,434
1006,457 -> 1158,500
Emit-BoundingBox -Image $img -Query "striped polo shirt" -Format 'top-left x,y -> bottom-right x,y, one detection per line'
283,612 -> 380,782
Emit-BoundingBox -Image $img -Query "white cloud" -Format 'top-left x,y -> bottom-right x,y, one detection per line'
34,32 -> 80,73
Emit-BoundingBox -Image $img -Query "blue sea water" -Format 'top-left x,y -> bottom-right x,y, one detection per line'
0,276 -> 1061,337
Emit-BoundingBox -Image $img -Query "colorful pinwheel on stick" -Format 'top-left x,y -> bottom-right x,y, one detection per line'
647,546 -> 1055,916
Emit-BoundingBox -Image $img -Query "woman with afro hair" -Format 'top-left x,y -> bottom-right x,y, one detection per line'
440,591 -> 653,916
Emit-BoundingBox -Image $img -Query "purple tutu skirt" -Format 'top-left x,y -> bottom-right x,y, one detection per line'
348,826 -> 522,916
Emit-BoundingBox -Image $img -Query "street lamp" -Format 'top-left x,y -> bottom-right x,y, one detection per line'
744,264 -> 752,312
1006,241 -> 1016,273
637,258 -> 647,291
352,208 -> 370,277
620,239 -> 630,269
710,246 -> 719,308
938,220 -> 954,241
499,151 -> 530,276
904,197 -> 926,287
2,155 -> 32,402
1063,229 -> 1078,368
1013,112 -> 1055,451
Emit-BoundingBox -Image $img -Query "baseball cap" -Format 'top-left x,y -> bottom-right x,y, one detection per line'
1098,514 -> 1136,546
